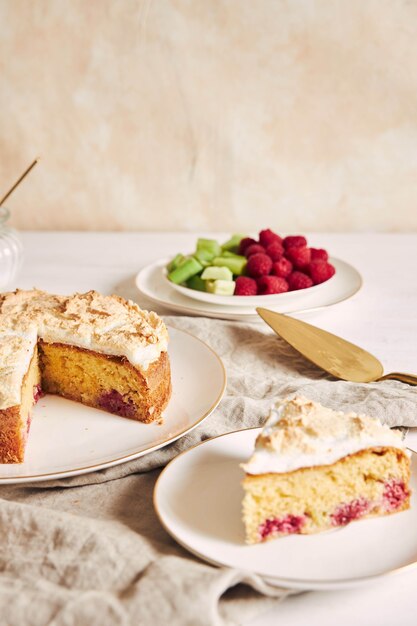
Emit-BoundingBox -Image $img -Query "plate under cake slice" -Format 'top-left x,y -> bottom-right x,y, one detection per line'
241,396 -> 411,544
0,289 -> 172,463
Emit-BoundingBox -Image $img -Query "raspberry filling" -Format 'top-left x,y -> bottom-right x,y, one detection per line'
33,384 -> 43,403
383,479 -> 409,511
331,498 -> 371,526
98,390 -> 137,419
259,514 -> 306,540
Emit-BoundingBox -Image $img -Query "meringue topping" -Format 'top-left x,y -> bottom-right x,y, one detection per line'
0,289 -> 169,409
242,396 -> 407,475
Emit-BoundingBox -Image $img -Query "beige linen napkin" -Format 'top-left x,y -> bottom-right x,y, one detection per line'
0,315 -> 415,626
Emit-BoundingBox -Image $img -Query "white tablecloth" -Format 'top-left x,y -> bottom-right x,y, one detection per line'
12,232 -> 417,626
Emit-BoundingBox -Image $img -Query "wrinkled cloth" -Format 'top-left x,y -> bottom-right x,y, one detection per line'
0,315 -> 415,626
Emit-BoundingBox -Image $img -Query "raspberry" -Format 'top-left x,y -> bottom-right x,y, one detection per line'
383,480 -> 409,511
287,271 -> 313,291
245,243 -> 266,257
33,384 -> 44,403
257,275 -> 289,295
259,514 -> 306,540
310,248 -> 328,262
331,498 -> 370,526
235,276 -> 258,296
283,235 -> 307,249
259,229 -> 282,248
98,390 -> 137,418
265,242 -> 284,261
285,246 -> 311,269
238,237 -> 257,255
246,253 -> 273,278
307,261 -> 336,285
271,257 -> 292,278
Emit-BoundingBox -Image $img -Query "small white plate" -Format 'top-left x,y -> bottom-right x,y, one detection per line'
136,258 -> 362,321
163,267 -> 335,307
154,428 -> 417,590
0,327 -> 226,484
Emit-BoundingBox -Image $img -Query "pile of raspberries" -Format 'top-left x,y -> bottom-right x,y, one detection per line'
235,229 -> 335,296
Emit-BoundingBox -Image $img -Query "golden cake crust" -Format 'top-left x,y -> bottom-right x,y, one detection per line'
0,405 -> 24,463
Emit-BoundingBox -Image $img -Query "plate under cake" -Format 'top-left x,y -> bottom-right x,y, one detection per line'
242,397 -> 411,544
0,289 -> 171,463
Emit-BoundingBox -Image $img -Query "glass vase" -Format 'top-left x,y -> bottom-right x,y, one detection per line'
0,207 -> 23,289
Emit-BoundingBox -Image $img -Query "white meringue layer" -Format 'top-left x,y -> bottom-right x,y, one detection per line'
242,396 -> 408,475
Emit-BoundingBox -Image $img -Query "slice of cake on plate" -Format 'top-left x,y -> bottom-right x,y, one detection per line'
0,289 -> 172,463
242,396 -> 411,544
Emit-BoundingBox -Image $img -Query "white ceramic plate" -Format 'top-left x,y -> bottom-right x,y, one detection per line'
0,327 -> 226,484
136,258 -> 362,321
163,267 -> 335,307
155,428 -> 417,590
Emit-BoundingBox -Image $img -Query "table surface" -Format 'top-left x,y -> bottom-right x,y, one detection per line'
15,232 -> 417,626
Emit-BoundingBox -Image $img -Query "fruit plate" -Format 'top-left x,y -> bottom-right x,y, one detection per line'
154,428 -> 417,591
162,265 -> 335,307
0,327 -> 226,484
135,258 -> 362,321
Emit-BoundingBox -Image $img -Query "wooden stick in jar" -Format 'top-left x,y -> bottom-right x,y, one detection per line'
0,158 -> 39,206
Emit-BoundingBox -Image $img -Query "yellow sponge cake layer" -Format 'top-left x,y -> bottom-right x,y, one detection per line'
243,446 -> 410,544
39,341 -> 171,423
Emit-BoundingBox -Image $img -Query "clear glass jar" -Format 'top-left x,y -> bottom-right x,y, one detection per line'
0,207 -> 23,289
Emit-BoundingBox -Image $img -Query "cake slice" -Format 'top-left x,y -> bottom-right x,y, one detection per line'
242,397 -> 411,544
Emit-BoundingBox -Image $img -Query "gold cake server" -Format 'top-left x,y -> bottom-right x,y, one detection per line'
257,308 -> 417,386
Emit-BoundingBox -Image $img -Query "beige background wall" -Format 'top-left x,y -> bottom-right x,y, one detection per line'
1,0 -> 417,232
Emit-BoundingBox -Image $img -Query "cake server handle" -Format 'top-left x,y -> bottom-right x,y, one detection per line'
377,372 -> 417,386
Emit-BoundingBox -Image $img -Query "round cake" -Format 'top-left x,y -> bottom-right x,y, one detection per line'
0,289 -> 172,463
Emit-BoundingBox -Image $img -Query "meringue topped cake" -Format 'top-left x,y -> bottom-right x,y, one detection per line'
242,397 -> 411,544
0,289 -> 171,463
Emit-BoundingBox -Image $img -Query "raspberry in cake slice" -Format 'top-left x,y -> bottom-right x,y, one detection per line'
241,397 -> 411,544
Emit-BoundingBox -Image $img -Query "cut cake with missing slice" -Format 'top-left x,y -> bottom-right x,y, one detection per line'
0,289 -> 172,463
242,396 -> 411,544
